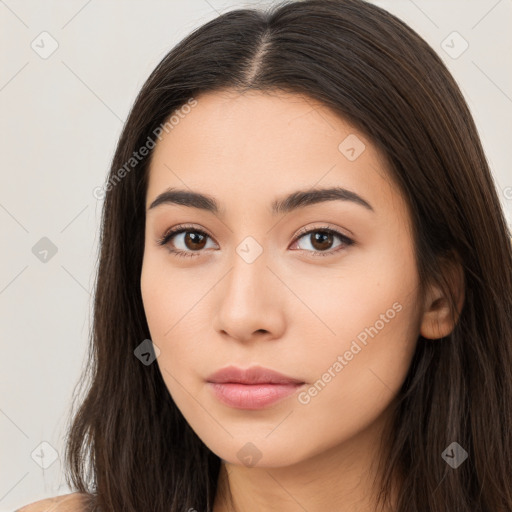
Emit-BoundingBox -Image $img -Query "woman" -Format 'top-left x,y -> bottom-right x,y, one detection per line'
18,0 -> 512,510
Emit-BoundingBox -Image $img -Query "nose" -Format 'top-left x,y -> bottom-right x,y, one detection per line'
213,245 -> 286,343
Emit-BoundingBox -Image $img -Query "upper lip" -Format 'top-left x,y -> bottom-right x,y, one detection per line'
206,365 -> 304,385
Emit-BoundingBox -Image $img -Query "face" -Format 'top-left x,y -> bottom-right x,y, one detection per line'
140,89 -> 424,468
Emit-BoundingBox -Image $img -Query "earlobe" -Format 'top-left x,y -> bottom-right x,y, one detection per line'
420,258 -> 465,340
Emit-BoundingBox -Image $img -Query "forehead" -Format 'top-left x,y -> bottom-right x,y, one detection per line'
145,89 -> 402,218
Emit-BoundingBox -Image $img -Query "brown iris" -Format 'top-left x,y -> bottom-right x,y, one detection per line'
309,231 -> 334,251
184,231 -> 208,251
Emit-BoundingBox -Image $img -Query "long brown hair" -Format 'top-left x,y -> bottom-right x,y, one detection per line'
64,1 -> 512,510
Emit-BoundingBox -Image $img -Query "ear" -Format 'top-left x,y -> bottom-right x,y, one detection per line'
420,257 -> 465,340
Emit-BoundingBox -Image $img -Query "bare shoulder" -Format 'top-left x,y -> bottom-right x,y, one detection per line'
16,492 -> 90,512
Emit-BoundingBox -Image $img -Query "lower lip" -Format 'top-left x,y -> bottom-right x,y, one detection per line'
207,382 -> 304,409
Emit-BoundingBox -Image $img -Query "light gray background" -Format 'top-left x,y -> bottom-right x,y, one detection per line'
1,0 -> 511,510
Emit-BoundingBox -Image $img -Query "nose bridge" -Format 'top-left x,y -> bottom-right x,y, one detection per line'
226,234 -> 270,302
213,232 -> 284,339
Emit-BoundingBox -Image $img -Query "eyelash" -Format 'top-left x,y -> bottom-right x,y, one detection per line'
156,223 -> 355,259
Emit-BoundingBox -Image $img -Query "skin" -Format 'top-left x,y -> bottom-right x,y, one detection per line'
140,89 -> 461,512
17,492 -> 90,511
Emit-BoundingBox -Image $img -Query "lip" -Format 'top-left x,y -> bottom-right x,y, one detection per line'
206,365 -> 305,410
206,365 -> 304,385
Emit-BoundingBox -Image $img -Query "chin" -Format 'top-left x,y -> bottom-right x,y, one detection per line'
202,434 -> 316,469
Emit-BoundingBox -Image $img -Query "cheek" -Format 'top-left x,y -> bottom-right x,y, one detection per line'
294,250 -> 421,429
282,291 -> 420,465
140,248 -> 193,339
140,268 -> 196,412
288,250 -> 419,363
140,253 -> 210,391
296,290 -> 419,405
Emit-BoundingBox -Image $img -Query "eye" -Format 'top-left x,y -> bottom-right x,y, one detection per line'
156,223 -> 354,259
156,224 -> 217,258
290,225 -> 354,257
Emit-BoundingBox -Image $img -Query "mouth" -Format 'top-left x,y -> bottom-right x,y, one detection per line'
206,365 -> 305,409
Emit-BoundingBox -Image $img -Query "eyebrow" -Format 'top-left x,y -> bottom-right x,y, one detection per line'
147,186 -> 374,215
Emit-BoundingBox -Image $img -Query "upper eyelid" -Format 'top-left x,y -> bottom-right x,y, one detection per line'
294,223 -> 351,239
161,223 -> 213,242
